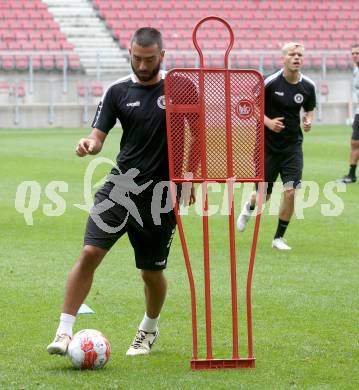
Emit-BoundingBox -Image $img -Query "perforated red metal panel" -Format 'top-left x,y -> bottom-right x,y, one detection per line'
165,69 -> 264,182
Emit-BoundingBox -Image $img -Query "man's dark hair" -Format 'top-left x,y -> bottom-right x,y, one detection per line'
352,43 -> 359,49
131,27 -> 163,50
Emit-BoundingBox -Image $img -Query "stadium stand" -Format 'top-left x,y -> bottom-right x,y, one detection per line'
0,0 -> 357,127
0,0 -> 82,71
93,0 -> 359,70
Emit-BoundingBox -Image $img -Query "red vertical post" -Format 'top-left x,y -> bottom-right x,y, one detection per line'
171,188 -> 199,359
246,182 -> 264,357
202,181 -> 213,359
227,180 -> 239,359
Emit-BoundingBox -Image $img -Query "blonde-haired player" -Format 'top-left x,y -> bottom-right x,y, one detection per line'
237,42 -> 316,250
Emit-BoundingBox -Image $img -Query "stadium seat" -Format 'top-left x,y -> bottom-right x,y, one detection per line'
231,54 -> 250,69
15,55 -> 29,70
325,56 -> 337,70
337,55 -> 350,70
55,55 -> 65,71
91,80 -> 104,97
12,82 -> 26,98
320,81 -> 329,96
1,55 -> 15,70
77,81 -> 87,97
42,55 -> 55,71
263,57 -> 274,70
69,55 -> 81,70
29,55 -> 41,70
0,80 -> 10,97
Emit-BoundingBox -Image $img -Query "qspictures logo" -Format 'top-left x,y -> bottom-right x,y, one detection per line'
14,157 -> 348,228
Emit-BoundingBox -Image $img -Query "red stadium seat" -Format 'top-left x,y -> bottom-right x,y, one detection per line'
326,56 -> 337,70
34,40 -> 48,50
15,55 -> 29,70
42,55 -> 55,71
263,57 -> 274,70
12,82 -> 26,97
55,55 -> 65,70
320,81 -> 329,96
2,55 -> 15,70
91,80 -> 103,97
60,40 -> 75,50
69,55 -> 81,70
247,55 -> 261,68
336,55 -> 350,70
0,80 -> 10,93
29,55 -> 42,70
77,80 -> 87,97
231,54 -> 249,69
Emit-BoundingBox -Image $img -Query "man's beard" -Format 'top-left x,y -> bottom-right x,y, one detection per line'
131,61 -> 161,82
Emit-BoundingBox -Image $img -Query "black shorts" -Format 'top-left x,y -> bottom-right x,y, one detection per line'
262,147 -> 303,195
84,182 -> 177,270
352,114 -> 359,140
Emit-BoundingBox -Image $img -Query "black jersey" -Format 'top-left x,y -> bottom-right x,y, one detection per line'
92,71 -> 169,186
264,69 -> 316,153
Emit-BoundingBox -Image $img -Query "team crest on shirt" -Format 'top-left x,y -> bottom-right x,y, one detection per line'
294,93 -> 304,104
157,95 -> 166,109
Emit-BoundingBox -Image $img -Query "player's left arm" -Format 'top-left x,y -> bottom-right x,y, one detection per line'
302,84 -> 317,132
302,110 -> 314,132
182,79 -> 201,206
181,112 -> 198,206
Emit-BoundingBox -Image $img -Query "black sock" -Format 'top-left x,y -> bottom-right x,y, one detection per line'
349,164 -> 357,178
274,219 -> 289,239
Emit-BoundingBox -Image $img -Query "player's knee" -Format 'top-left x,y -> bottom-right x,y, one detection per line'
141,269 -> 164,286
78,245 -> 107,270
283,188 -> 296,200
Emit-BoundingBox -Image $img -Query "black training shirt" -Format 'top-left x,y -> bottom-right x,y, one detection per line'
264,69 -> 316,153
92,71 -> 169,185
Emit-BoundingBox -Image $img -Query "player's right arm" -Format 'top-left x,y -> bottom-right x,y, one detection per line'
76,83 -> 117,157
264,115 -> 285,133
75,128 -> 107,157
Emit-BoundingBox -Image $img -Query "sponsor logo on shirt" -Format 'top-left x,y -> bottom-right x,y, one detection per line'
294,93 -> 304,103
126,101 -> 140,107
275,91 -> 284,96
157,95 -> 166,109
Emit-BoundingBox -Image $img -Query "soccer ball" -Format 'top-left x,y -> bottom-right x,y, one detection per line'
67,329 -> 111,369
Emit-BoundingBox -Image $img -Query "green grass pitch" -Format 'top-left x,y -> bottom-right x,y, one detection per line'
0,125 -> 358,389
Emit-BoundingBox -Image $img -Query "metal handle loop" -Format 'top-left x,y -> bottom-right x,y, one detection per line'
192,16 -> 234,69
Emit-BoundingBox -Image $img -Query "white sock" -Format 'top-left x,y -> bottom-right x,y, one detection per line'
56,313 -> 76,337
139,312 -> 159,333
